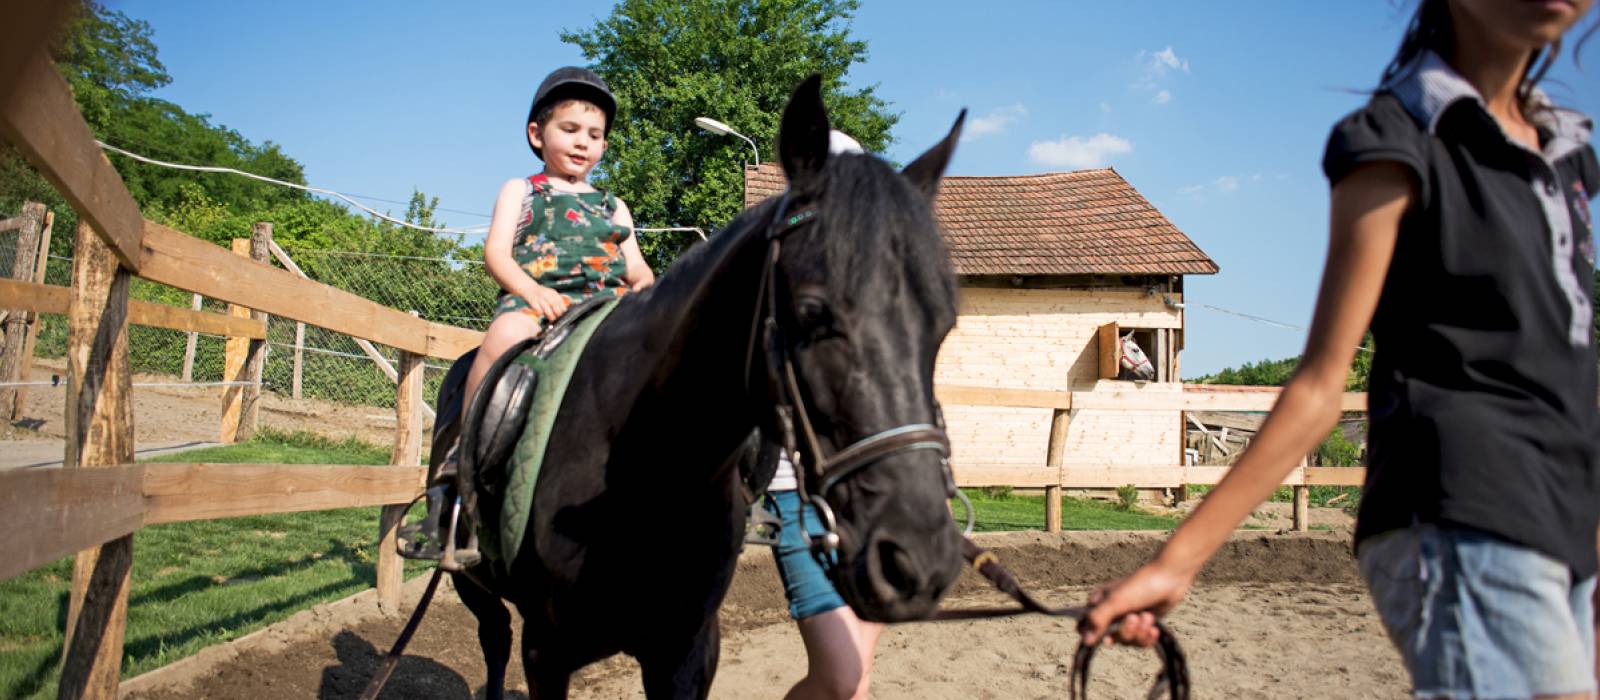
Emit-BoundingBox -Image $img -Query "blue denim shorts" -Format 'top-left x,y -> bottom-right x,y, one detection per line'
1359,523 -> 1597,699
764,490 -> 846,620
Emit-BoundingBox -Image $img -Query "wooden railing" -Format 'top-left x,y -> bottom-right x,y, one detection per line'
936,384 -> 1367,533
0,41 -> 484,699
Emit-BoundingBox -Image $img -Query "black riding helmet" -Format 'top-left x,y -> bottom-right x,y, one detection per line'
526,67 -> 616,160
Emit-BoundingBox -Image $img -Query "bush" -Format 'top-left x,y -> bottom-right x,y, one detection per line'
1115,484 -> 1139,511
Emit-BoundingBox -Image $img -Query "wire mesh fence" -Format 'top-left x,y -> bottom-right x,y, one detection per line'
4,225 -> 493,449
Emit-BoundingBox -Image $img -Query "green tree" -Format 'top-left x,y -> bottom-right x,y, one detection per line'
562,0 -> 898,268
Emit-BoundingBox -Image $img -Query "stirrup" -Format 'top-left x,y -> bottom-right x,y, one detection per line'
396,487 -> 447,561
439,495 -> 481,572
743,505 -> 782,547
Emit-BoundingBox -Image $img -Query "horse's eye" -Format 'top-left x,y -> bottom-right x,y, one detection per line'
795,296 -> 831,329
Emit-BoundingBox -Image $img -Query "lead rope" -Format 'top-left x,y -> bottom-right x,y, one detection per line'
357,567 -> 446,700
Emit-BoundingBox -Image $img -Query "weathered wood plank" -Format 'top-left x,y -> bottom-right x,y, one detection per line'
0,277 -> 266,338
0,467 -> 144,584
140,220 -> 477,358
0,201 -> 44,418
141,464 -> 428,524
12,209 -> 54,420
936,384 -> 1072,410
1097,322 -> 1119,380
1304,467 -> 1367,486
0,55 -> 143,271
60,220 -> 136,700
379,347 -> 425,611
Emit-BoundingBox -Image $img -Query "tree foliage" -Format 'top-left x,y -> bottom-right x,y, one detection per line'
1190,332 -> 1375,391
562,0 -> 897,268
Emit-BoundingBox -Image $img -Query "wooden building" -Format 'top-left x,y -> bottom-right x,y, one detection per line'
745,164 -> 1218,486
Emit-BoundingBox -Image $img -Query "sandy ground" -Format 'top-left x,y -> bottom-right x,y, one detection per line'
123,531 -> 1406,700
4,360 -> 411,447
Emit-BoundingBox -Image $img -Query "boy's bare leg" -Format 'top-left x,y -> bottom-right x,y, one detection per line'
464,311 -> 543,417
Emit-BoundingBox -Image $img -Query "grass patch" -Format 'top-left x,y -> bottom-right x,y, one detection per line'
0,430 -> 425,700
1185,483 -> 1362,517
955,489 -> 1180,532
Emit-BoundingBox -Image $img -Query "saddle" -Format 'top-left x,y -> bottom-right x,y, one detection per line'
403,296 -> 619,570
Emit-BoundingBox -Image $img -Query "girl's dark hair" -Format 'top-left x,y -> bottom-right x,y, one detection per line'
1380,0 -> 1598,115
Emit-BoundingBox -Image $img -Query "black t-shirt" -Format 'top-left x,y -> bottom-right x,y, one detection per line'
1323,53 -> 1600,575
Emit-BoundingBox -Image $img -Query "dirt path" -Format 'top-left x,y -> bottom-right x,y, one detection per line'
124,531 -> 1405,699
6,360 -> 410,446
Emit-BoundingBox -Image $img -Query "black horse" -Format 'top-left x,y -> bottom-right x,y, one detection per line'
434,75 -> 966,699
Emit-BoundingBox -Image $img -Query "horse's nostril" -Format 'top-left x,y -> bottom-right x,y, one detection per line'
875,537 -> 920,595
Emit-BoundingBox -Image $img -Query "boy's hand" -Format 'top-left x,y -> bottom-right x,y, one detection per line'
522,285 -> 570,320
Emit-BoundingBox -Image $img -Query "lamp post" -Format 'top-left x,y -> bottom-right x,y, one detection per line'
693,116 -> 760,167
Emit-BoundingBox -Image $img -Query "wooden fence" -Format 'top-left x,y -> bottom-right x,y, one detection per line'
0,23 -> 1365,698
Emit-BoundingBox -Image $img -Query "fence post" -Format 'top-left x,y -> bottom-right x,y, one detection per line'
220,224 -> 271,442
180,293 -> 200,382
1292,455 -> 1310,532
1044,408 -> 1071,533
378,331 -> 425,613
1,201 -> 45,419
292,320 -> 304,399
59,220 -> 135,700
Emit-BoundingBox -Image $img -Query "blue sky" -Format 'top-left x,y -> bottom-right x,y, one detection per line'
108,1 -> 1600,375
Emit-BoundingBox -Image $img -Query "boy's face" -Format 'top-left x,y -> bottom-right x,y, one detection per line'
530,100 -> 607,180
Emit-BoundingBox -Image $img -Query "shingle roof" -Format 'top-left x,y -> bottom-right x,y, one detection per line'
743,163 -> 1218,276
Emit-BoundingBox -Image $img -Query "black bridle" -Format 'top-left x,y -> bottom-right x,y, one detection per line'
744,192 -> 1191,700
744,193 -> 972,559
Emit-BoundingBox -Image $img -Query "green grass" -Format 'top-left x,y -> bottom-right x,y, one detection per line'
1186,484 -> 1362,517
0,430 -> 425,700
954,489 -> 1181,532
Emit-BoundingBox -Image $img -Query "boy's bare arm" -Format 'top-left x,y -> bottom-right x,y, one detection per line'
486,178 -> 566,319
613,199 -> 656,290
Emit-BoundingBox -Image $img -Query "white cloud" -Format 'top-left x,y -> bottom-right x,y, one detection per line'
1132,46 -> 1189,104
964,103 -> 1028,140
1180,174 -> 1250,198
1150,46 -> 1190,75
1027,133 -> 1132,169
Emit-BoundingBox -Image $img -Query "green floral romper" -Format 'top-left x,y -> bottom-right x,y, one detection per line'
494,174 -> 632,324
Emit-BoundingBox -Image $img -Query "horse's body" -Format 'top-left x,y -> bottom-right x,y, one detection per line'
439,76 -> 967,699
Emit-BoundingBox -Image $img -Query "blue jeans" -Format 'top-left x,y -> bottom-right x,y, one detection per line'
1360,523 -> 1597,699
764,490 -> 847,620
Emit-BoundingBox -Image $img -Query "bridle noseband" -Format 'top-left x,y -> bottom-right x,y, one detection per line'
745,193 -> 974,559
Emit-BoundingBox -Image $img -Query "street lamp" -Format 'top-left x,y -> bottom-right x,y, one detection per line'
693,116 -> 760,167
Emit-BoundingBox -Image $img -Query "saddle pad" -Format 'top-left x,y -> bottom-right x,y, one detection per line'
491,298 -> 621,564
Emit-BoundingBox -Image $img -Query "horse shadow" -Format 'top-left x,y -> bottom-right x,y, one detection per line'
318,629 -> 528,700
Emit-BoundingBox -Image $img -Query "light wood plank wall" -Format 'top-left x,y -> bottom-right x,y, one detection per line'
936,286 -> 1184,475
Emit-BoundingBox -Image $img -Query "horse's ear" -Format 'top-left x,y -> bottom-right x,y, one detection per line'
779,74 -> 830,192
901,109 -> 965,200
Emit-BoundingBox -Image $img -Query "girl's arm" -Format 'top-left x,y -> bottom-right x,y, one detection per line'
486,178 -> 567,319
1080,160 -> 1415,646
613,199 -> 656,291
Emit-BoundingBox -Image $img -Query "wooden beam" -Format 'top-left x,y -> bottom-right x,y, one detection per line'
1304,467 -> 1367,486
0,55 -> 143,271
1,201 -> 45,418
1043,409 -> 1070,533
379,345 -> 426,611
239,224 -> 272,440
935,384 -> 1072,410
140,221 -> 478,358
0,0 -> 74,109
12,209 -> 53,420
1073,389 -> 1368,412
0,277 -> 266,338
0,466 -> 144,584
142,464 -> 427,524
60,220 -> 136,700
428,323 -> 484,360
949,465 -> 1060,488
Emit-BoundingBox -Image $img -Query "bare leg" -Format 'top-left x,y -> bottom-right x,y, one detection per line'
464,311 -> 542,415
785,606 -> 885,700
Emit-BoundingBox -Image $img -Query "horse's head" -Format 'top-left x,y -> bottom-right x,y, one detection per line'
754,75 -> 965,622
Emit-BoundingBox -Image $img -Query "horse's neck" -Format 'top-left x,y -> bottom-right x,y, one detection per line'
596,222 -> 771,473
